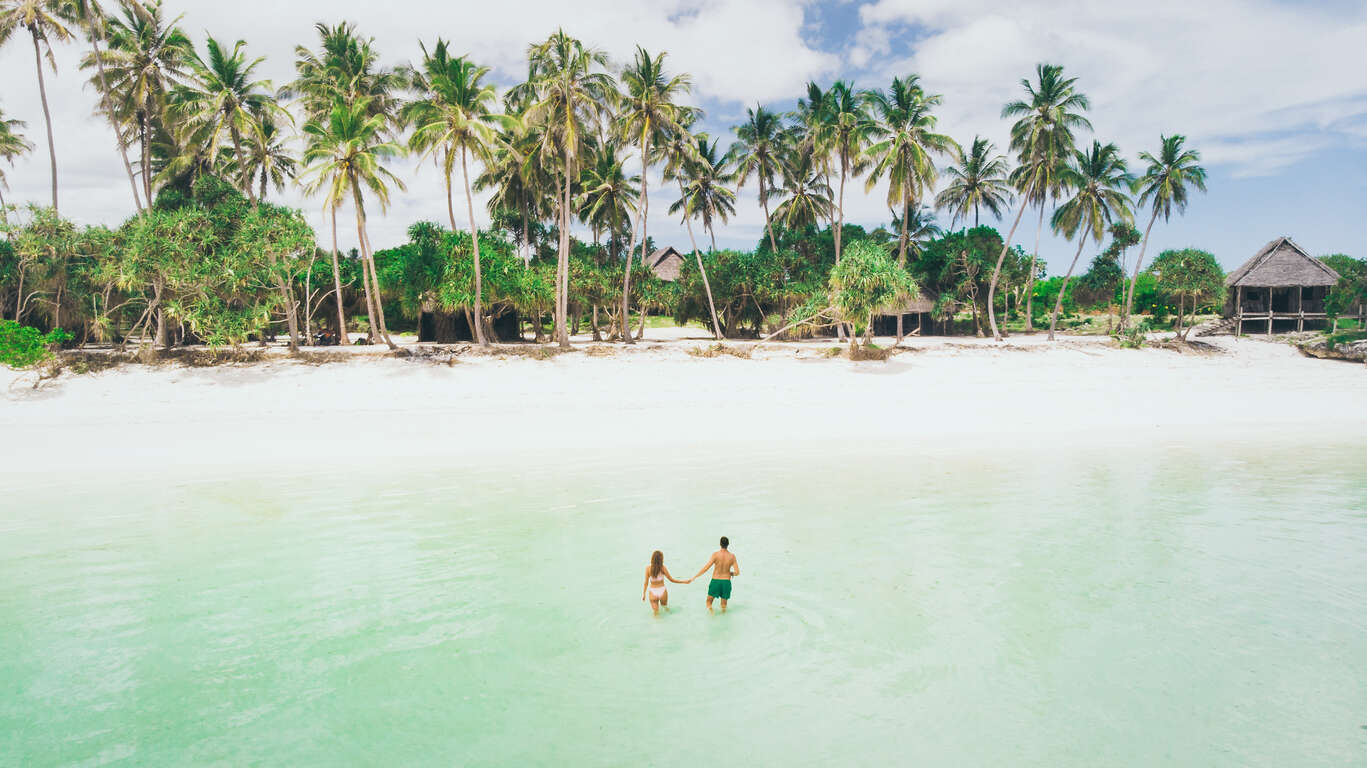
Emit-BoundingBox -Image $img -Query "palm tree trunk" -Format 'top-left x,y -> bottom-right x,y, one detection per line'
350,185 -> 380,344
1025,202 -> 1044,331
330,207 -> 348,343
896,190 -> 911,342
90,35 -> 143,212
231,129 -> 252,204
679,181 -> 722,339
140,110 -> 152,204
987,187 -> 1033,341
760,175 -> 778,254
30,31 -> 59,214
622,131 -> 649,344
461,148 -> 490,347
835,152 -> 846,264
358,221 -> 394,349
555,163 -> 571,347
1048,222 -> 1090,341
1124,208 -> 1160,329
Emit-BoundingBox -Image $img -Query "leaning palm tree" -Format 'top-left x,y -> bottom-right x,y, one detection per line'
730,105 -> 789,254
70,0 -> 143,210
172,36 -> 280,202
1047,140 -> 1132,340
515,30 -> 617,347
986,63 -> 1091,341
1123,134 -> 1207,327
615,46 -> 691,343
934,136 -> 1012,228
405,40 -> 506,346
96,0 -> 192,203
300,98 -> 406,350
817,80 -> 877,266
0,0 -> 74,213
0,108 -> 32,226
663,129 -> 723,339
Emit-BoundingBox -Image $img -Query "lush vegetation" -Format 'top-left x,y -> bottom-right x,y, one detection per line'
0,0 -> 1352,355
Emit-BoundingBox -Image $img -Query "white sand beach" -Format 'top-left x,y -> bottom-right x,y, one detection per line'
3,333 -> 1364,477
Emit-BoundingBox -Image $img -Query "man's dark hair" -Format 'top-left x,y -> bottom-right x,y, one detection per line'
720,536 -> 729,549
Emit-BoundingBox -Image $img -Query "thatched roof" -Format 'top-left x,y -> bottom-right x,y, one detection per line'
1226,237 -> 1340,288
646,246 -> 685,282
879,289 -> 936,316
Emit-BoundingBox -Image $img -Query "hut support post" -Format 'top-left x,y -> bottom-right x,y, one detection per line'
1235,286 -> 1242,338
1267,289 -> 1273,335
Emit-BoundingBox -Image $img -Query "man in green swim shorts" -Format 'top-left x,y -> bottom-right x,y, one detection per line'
691,536 -> 739,613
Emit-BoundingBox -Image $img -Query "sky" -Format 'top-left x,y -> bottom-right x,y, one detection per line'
1,0 -> 1364,274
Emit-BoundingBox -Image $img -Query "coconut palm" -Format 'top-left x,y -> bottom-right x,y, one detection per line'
476,112 -> 551,267
935,136 -> 1012,228
578,142 -> 638,260
615,46 -> 691,343
300,98 -> 406,350
863,76 -> 957,268
515,30 -> 617,347
287,22 -> 406,127
1123,134 -> 1207,327
662,129 -> 723,339
0,108 -> 32,226
772,149 -> 832,230
1047,140 -> 1132,340
730,105 -> 789,254
670,134 -> 735,251
96,0 -> 192,203
0,0 -> 75,213
240,114 -> 297,202
405,41 -> 505,346
986,63 -> 1091,341
70,0 -> 143,210
816,80 -> 877,265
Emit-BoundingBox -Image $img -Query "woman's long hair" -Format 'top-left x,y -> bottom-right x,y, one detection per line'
651,550 -> 664,579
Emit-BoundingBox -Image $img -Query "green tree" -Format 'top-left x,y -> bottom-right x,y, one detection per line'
1125,134 -> 1207,326
0,108 -> 33,227
301,98 -> 405,349
0,0 -> 75,213
772,149 -> 832,230
405,41 -> 505,346
69,0 -> 144,210
816,81 -> 876,267
1047,141 -> 1133,340
239,114 -> 297,203
988,63 -> 1091,341
1150,248 -> 1223,339
730,105 -> 789,255
935,136 -> 1011,228
1321,254 -> 1366,330
664,130 -> 724,339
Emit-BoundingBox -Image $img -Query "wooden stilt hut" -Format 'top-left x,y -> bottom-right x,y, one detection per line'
1226,237 -> 1341,335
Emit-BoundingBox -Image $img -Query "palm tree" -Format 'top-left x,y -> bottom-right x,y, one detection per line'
96,0 -> 191,204
70,0 -> 143,210
172,36 -> 280,202
671,134 -> 736,251
935,136 -> 1012,228
578,142 -> 638,260
241,113 -> 297,202
663,130 -> 723,339
816,80 -> 877,266
772,149 -> 832,229
0,0 -> 74,213
986,63 -> 1091,341
730,105 -> 789,254
1124,134 -> 1207,327
286,21 -> 406,127
516,30 -> 617,347
0,108 -> 32,227
405,40 -> 505,346
301,98 -> 406,350
1047,140 -> 1132,340
476,112 -> 551,267
615,46 -> 691,343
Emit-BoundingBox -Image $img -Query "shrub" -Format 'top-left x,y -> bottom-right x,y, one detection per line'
0,321 -> 72,369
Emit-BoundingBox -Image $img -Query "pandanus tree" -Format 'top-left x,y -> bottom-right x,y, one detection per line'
405,41 -> 506,346
935,136 -> 1012,228
730,105 -> 789,254
1124,134 -> 1207,328
301,98 -> 405,349
0,0 -> 74,213
69,0 -> 143,211
665,131 -> 727,338
987,63 -> 1091,341
514,29 -> 617,347
95,0 -> 191,204
0,108 -> 33,228
1047,140 -> 1132,340
172,36 -> 281,203
615,46 -> 691,343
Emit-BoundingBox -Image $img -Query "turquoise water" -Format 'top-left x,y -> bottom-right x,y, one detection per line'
2,442 -> 1365,766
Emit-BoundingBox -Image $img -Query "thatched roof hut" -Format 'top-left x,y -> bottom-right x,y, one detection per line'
646,246 -> 685,282
1227,236 -> 1340,334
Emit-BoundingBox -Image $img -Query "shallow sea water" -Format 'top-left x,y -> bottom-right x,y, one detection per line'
2,440 -> 1365,766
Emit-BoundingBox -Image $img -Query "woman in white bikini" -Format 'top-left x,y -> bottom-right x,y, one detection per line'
642,550 -> 690,616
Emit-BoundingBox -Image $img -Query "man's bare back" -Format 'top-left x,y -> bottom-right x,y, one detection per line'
692,537 -> 739,613
707,549 -> 737,580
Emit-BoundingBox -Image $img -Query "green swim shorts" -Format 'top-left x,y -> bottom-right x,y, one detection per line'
707,579 -> 732,600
